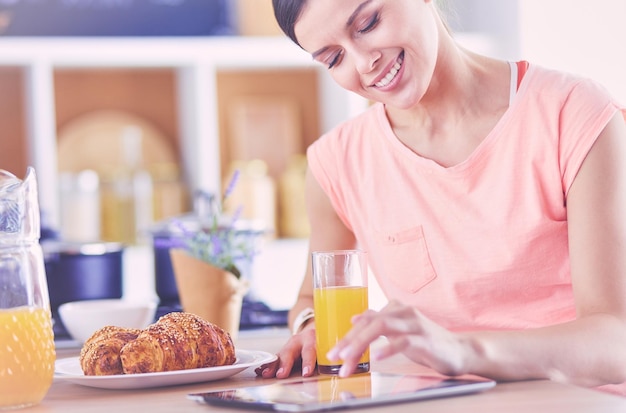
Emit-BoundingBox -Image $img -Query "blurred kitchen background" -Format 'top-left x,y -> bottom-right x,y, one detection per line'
0,0 -> 624,335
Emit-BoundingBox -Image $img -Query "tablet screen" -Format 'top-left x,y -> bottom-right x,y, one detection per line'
189,372 -> 495,412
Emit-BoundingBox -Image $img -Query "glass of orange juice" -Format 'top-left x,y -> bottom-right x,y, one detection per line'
312,250 -> 369,375
0,167 -> 56,410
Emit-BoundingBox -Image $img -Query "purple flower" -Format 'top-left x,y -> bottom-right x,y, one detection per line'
223,170 -> 240,201
163,169 -> 260,278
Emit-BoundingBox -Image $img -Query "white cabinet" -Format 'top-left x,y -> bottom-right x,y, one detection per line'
0,36 -> 367,228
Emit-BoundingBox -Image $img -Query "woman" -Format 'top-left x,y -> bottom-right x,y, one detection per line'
257,0 -> 626,394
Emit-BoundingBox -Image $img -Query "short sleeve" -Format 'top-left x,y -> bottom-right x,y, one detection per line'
558,78 -> 621,195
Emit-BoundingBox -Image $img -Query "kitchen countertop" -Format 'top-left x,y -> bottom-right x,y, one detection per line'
32,329 -> 626,413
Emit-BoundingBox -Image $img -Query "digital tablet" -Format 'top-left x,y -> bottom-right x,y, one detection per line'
188,372 -> 496,412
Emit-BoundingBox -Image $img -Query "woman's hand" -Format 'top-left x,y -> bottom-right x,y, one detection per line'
255,325 -> 318,379
327,300 -> 475,378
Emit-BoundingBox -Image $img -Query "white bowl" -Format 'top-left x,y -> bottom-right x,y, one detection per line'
58,299 -> 157,343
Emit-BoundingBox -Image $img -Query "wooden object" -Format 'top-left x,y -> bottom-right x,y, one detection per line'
56,109 -> 177,175
236,0 -> 282,36
47,334 -> 626,412
54,68 -> 179,152
228,96 -> 302,181
0,67 -> 27,176
216,69 -> 320,183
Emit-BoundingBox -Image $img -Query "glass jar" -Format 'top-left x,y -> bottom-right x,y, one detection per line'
0,167 -> 55,410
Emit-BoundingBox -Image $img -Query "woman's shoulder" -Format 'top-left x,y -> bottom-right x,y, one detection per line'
309,103 -> 386,149
306,102 -> 390,177
525,63 -> 612,98
519,63 -> 618,115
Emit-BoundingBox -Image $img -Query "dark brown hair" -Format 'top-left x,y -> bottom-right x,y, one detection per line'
273,1 -> 451,47
272,0 -> 306,46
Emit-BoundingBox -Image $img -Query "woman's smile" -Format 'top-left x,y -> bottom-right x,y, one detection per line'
373,51 -> 405,88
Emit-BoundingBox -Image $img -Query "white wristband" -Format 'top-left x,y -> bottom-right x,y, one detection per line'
291,307 -> 315,335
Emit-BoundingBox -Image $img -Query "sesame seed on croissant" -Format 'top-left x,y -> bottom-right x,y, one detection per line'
119,312 -> 236,374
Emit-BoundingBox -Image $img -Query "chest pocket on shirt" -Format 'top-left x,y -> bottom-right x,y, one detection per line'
374,226 -> 437,293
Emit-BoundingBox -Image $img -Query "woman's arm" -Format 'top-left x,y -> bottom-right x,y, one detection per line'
257,167 -> 357,379
288,168 -> 358,330
332,111 -> 626,388
463,110 -> 626,386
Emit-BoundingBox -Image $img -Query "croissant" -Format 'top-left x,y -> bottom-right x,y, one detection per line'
79,325 -> 142,376
119,312 -> 236,374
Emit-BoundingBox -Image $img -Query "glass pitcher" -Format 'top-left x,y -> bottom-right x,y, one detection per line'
0,167 -> 55,410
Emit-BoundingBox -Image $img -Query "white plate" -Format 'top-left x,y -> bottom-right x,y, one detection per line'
54,349 -> 276,390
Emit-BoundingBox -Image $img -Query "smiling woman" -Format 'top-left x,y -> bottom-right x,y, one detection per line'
263,0 -> 626,396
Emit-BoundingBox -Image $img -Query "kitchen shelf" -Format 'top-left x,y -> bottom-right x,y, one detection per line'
0,36 -> 368,229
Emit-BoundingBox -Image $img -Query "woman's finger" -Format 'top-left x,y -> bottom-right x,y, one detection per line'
299,328 -> 318,377
329,302 -> 430,377
255,332 -> 309,378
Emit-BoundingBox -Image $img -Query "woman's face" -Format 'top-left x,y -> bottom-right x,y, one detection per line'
294,0 -> 440,109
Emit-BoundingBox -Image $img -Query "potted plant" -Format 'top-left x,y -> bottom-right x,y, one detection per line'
168,170 -> 258,340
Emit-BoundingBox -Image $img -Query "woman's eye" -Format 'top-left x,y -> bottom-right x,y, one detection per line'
328,51 -> 344,69
358,12 -> 380,33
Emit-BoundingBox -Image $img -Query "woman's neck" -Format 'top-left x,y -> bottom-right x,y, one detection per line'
384,43 -> 511,167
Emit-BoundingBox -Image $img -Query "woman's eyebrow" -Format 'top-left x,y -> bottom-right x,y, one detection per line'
346,0 -> 373,27
311,46 -> 329,60
311,0 -> 373,59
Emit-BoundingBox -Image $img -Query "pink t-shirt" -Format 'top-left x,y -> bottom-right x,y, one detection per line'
307,64 -> 621,332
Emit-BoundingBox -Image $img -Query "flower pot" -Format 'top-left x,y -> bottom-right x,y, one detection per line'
149,190 -> 266,306
169,249 -> 248,341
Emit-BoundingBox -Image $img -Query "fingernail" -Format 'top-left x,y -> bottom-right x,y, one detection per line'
302,366 -> 310,376
339,364 -> 349,378
277,368 -> 284,377
326,348 -> 338,361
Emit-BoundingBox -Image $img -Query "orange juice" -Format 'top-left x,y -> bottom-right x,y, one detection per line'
0,306 -> 56,409
314,286 -> 369,374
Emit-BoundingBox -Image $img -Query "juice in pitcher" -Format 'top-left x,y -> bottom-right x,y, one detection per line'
0,307 -> 56,409
314,285 -> 369,374
0,167 -> 55,410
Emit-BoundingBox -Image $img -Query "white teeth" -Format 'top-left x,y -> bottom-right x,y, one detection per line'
375,56 -> 403,88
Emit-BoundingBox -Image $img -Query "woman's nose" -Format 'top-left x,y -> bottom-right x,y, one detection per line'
355,50 -> 381,74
